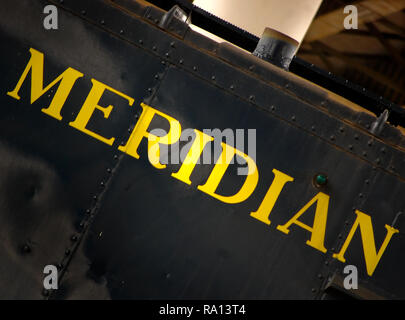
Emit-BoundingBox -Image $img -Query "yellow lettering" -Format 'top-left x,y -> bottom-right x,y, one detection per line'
69,79 -> 134,145
118,103 -> 181,169
7,48 -> 83,120
333,210 -> 399,276
276,192 -> 330,253
250,169 -> 294,225
197,143 -> 258,204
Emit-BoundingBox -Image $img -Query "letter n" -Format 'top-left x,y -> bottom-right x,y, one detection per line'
343,5 -> 358,30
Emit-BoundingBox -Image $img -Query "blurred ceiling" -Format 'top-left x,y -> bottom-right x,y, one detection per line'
299,0 -> 405,107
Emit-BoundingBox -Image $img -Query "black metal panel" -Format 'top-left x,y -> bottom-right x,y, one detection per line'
0,0 -> 167,299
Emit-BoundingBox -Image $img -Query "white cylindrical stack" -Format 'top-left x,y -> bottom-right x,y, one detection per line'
193,0 -> 323,44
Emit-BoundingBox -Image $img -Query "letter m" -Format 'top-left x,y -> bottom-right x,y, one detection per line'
7,48 -> 83,120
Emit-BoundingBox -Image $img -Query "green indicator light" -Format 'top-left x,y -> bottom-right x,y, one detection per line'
316,174 -> 327,186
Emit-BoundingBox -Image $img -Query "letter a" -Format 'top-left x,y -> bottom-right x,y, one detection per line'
277,192 -> 330,253
343,5 -> 358,30
43,265 -> 58,290
343,265 -> 358,290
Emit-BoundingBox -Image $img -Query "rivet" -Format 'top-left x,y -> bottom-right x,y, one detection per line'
119,29 -> 124,35
330,135 -> 335,141
381,147 -> 386,154
107,168 -> 112,173
86,209 -> 91,214
338,234 -> 342,239
57,263 -> 63,270
65,249 -> 71,256
147,88 -> 152,92
311,288 -> 317,293
211,75 -> 216,81
349,145 -> 353,150
359,193 -> 363,198
154,19 -> 159,24
42,289 -> 50,297
365,179 -> 370,184
152,46 -> 157,51
114,155 -> 119,160
138,40 -> 143,44
193,66 -> 197,71
230,85 -> 234,90
71,235 -> 78,242
339,127 -> 344,133
390,165 -> 395,171
249,65 -> 254,71
375,158 -> 381,164
362,151 -> 367,157
60,0 -> 64,3
249,95 -> 255,101
179,59 -> 183,64
271,106 -> 276,111
165,52 -> 169,58
81,10 -> 86,15
345,220 -> 349,225
318,274 -> 323,280
311,126 -> 316,131
325,261 -> 329,266
354,134 -> 359,140
291,116 -> 296,121
101,20 -> 105,25
285,84 -> 289,89
368,140 -> 373,146
170,41 -> 175,48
